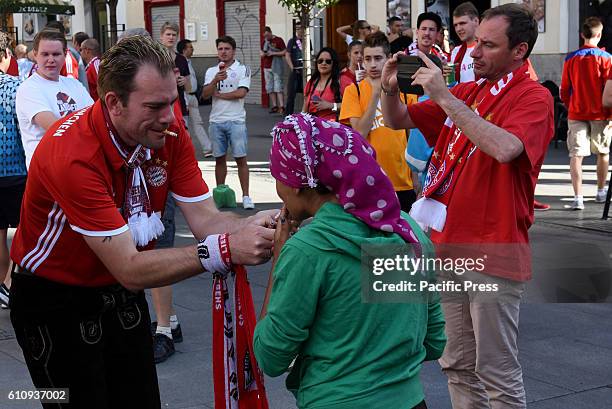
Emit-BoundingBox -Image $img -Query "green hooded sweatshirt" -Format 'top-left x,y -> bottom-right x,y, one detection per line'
254,202 -> 446,409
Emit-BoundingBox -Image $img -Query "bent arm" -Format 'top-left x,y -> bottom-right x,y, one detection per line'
349,94 -> 379,137
216,87 -> 248,100
381,92 -> 417,129
33,111 -> 59,130
336,25 -> 351,38
437,94 -> 524,163
201,79 -> 218,100
603,79 -> 612,108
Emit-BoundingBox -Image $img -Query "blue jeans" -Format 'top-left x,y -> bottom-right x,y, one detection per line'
209,121 -> 248,158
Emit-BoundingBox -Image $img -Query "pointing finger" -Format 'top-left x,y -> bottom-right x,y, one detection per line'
417,51 -> 439,71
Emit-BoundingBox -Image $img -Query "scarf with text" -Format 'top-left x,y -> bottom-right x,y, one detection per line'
213,265 -> 269,409
102,106 -> 165,246
410,61 -> 531,232
452,43 -> 469,82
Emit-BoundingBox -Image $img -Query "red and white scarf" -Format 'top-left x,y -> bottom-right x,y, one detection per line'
410,61 -> 531,232
213,265 -> 269,409
103,106 -> 165,246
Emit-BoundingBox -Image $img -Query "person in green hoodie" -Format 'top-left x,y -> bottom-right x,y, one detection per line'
254,113 -> 446,409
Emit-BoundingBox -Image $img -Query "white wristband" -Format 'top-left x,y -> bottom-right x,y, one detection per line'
197,234 -> 230,274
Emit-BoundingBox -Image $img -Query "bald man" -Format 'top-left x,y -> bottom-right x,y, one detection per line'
14,44 -> 33,81
81,38 -> 101,100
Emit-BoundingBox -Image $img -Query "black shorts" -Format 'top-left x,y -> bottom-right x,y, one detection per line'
10,270 -> 161,409
0,181 -> 25,229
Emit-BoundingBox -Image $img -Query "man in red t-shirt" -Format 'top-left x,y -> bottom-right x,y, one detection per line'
9,35 -> 275,408
561,17 -> 612,210
261,27 -> 286,114
80,38 -> 101,100
381,4 -> 553,408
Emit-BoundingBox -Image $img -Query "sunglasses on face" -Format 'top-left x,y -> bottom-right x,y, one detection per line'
360,26 -> 371,30
317,59 -> 333,65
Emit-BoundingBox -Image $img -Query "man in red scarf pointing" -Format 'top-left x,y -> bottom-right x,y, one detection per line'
382,4 -> 553,408
9,35 -> 275,408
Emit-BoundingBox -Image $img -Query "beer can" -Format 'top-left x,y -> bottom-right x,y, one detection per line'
446,63 -> 456,86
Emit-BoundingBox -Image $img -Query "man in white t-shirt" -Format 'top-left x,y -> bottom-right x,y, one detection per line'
202,36 -> 254,209
450,1 -> 480,83
16,29 -> 93,168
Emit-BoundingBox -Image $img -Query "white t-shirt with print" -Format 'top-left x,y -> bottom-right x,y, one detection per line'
16,73 -> 94,168
204,60 -> 251,123
451,44 -> 476,83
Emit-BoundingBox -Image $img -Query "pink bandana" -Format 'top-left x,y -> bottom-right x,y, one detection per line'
270,113 -> 420,244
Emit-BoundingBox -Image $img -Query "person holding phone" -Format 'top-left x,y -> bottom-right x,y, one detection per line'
339,32 -> 417,212
302,48 -> 342,121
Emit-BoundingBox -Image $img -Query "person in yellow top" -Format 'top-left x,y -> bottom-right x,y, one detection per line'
339,31 -> 417,211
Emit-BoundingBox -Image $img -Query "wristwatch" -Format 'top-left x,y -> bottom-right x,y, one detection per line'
332,102 -> 338,112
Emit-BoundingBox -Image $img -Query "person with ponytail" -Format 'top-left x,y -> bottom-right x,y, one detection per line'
254,113 -> 446,409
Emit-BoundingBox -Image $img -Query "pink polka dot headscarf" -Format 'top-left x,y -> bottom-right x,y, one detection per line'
269,113 -> 420,245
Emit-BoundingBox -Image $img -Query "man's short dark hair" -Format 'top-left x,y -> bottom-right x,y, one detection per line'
482,3 -> 538,59
348,40 -> 363,53
98,35 -> 175,105
216,35 -> 236,49
46,20 -> 65,35
73,32 -> 89,47
34,29 -> 67,51
363,31 -> 390,56
81,38 -> 100,55
264,26 -> 272,33
417,12 -> 443,31
582,17 -> 603,39
453,2 -> 479,19
161,22 -> 179,35
177,38 -> 191,54
389,16 -> 402,25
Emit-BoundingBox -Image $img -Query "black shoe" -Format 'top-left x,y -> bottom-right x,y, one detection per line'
0,283 -> 9,307
150,321 -> 183,343
153,333 -> 175,364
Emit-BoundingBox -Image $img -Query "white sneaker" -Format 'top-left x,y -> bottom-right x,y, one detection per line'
570,198 -> 585,210
242,196 -> 255,210
596,188 -> 608,203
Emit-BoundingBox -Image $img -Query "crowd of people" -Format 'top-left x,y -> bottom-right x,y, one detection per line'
0,1 -> 610,409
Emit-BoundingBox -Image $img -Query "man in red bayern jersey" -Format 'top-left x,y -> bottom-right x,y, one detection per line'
381,4 -> 553,408
9,35 -> 275,408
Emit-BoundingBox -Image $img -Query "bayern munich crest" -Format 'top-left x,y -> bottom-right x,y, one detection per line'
145,165 -> 168,187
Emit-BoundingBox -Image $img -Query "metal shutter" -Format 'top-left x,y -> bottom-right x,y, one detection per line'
151,5 -> 180,40
224,0 -> 261,104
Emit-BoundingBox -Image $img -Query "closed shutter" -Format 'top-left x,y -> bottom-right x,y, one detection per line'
224,0 -> 261,104
151,5 -> 180,40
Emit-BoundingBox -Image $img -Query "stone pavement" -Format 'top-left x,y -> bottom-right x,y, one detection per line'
1,105 -> 612,408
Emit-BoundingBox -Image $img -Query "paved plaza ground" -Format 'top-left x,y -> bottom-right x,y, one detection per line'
1,105 -> 611,408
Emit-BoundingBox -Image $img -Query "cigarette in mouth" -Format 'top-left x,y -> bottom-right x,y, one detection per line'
162,129 -> 178,137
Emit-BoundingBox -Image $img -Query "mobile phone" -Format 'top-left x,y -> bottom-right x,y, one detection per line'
396,54 -> 443,95
311,95 -> 321,102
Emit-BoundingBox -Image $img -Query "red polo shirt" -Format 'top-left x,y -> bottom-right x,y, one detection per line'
86,56 -> 100,101
11,100 -> 210,287
407,78 -> 554,281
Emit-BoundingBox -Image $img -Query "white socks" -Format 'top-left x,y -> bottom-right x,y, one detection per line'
170,315 -> 179,330
156,325 -> 172,339
156,315 -> 179,339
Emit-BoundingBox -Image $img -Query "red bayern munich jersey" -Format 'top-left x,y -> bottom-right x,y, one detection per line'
11,100 -> 210,286
407,77 -> 554,281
